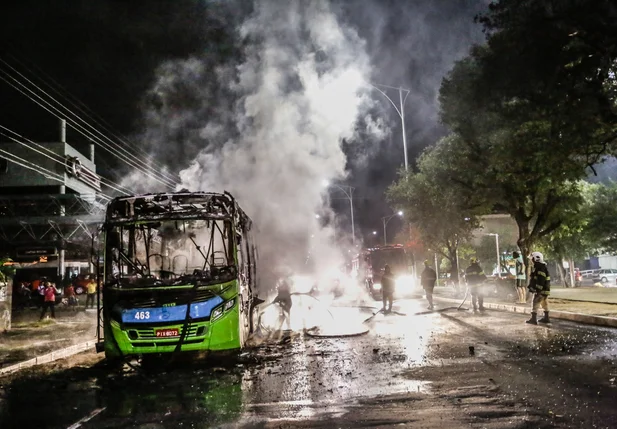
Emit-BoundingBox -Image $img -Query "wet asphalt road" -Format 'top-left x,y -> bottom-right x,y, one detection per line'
1,298 -> 616,428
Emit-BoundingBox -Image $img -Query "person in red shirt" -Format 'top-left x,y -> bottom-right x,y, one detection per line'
65,284 -> 78,310
40,282 -> 59,320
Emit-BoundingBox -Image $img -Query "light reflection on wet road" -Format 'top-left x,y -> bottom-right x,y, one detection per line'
1,298 -> 616,428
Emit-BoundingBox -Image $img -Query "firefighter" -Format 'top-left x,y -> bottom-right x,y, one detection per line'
465,258 -> 487,312
526,251 -> 551,325
421,260 -> 437,310
273,277 -> 293,330
381,264 -> 395,314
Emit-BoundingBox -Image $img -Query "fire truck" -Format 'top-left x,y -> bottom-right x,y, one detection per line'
351,244 -> 418,300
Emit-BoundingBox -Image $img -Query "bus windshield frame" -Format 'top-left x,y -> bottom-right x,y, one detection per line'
105,217 -> 237,288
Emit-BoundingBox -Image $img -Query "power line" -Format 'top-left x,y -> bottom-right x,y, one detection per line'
0,62 -> 179,190
0,126 -> 133,196
2,52 -> 180,184
0,63 -> 177,189
0,149 -> 65,184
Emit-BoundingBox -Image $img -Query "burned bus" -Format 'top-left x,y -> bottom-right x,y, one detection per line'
98,191 -> 259,360
351,244 -> 417,299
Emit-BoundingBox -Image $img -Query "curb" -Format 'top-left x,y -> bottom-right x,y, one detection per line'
0,340 -> 97,377
433,297 -> 617,329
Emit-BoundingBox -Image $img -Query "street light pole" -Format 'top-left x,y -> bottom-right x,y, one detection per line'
399,88 -> 408,172
434,253 -> 440,287
495,233 -> 500,277
381,211 -> 403,245
349,188 -> 355,245
370,83 -> 411,171
323,181 -> 355,245
486,233 -> 501,277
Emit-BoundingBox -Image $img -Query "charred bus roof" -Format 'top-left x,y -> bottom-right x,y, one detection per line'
104,191 -> 252,228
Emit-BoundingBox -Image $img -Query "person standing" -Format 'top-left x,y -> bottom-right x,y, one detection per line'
40,282 -> 59,320
85,277 -> 97,309
526,252 -> 551,325
421,260 -> 437,310
513,251 -> 527,303
65,284 -> 78,311
273,277 -> 293,330
465,258 -> 487,312
35,280 -> 45,308
381,264 -> 395,314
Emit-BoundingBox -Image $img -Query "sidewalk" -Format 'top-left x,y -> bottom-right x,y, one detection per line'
550,286 -> 617,304
0,307 -> 97,370
433,286 -> 617,327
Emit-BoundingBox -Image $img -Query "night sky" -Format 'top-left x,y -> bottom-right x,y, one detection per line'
0,0 -> 486,241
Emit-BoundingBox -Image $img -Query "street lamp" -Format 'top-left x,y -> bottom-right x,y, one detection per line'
372,231 -> 377,235
381,211 -> 403,245
484,233 -> 501,278
322,180 -> 355,245
369,83 -> 411,171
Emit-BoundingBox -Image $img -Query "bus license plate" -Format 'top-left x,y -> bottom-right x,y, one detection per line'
156,329 -> 179,338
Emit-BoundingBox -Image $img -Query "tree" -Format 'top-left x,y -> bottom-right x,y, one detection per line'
586,181 -> 617,253
387,145 -> 485,286
436,7 -> 617,270
0,257 -> 15,284
474,0 -> 617,168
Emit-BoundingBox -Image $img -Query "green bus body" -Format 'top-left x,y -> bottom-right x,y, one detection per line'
98,192 -> 259,359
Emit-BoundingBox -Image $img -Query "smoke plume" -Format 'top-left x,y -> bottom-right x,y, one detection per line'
134,1 -> 378,290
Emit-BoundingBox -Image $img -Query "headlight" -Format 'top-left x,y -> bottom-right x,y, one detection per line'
396,275 -> 414,288
372,283 -> 382,291
224,298 -> 236,311
211,306 -> 223,320
212,298 -> 236,321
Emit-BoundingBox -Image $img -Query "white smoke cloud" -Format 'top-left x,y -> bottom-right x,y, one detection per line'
134,1 -> 376,290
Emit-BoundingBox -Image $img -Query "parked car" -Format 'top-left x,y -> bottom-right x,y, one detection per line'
580,269 -> 600,279
591,269 -> 617,284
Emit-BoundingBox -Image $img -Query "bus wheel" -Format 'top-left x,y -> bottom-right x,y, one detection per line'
102,356 -> 124,371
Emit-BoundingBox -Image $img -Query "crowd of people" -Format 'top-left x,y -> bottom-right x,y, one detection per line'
15,275 -> 100,320
419,251 -> 551,325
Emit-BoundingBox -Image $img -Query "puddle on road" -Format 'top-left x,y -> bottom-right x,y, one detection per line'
0,302 -> 441,428
9,300 -> 615,428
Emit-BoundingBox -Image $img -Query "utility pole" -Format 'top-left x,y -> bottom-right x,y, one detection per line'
484,233 -> 501,277
495,233 -> 500,277
370,84 -> 411,171
381,211 -> 403,245
434,253 -> 440,287
322,181 -> 355,245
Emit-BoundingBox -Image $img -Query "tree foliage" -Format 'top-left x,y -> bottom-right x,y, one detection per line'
433,0 -> 617,267
585,181 -> 617,253
387,143 -> 486,282
536,181 -> 598,262
0,257 -> 15,283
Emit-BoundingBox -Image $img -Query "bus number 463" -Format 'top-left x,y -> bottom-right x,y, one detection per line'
134,311 -> 150,320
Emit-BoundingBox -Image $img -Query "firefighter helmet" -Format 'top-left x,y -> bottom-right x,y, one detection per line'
530,251 -> 544,263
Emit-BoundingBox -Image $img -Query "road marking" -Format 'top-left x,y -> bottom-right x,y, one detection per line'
66,407 -> 106,429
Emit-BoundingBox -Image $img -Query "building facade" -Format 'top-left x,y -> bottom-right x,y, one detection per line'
0,137 -> 106,285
